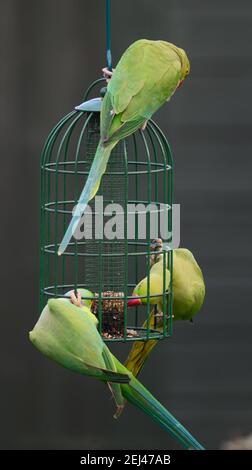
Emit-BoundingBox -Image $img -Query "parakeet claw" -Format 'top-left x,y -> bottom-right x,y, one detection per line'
150,238 -> 163,265
113,405 -> 124,419
70,291 -> 82,308
151,238 -> 163,251
154,312 -> 163,318
102,67 -> 114,82
141,120 -> 148,131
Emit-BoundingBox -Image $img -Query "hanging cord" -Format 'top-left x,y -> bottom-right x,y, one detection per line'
106,0 -> 112,71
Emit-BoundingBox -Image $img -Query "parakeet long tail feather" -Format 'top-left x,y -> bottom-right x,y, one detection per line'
58,140 -> 117,255
123,377 -> 204,450
124,312 -> 159,377
113,357 -> 204,450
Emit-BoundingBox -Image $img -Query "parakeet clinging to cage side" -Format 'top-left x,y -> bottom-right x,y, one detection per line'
58,39 -> 190,255
125,242 -> 205,377
29,297 -> 203,449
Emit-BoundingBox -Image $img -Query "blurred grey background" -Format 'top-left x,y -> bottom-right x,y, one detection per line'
0,0 -> 252,450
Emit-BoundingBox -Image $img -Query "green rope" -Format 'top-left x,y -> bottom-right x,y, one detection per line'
106,0 -> 112,70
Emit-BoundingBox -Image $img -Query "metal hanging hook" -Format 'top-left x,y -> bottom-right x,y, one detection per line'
106,0 -> 112,71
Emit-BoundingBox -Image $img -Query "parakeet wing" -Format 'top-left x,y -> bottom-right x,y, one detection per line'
101,344 -> 127,413
100,83 -> 146,143
82,360 -> 130,384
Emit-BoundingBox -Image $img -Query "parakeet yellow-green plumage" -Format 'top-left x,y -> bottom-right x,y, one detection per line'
58,39 -> 190,254
172,249 -> 205,321
29,298 -> 203,449
125,248 -> 205,377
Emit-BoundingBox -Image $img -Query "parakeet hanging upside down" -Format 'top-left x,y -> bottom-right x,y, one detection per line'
58,39 -> 190,255
30,299 -> 203,450
29,296 -> 203,449
125,241 -> 205,377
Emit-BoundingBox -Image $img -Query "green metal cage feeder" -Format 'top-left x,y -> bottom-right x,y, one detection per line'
40,78 -> 174,342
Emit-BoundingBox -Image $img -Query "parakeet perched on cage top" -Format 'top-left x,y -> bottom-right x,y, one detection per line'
58,39 -> 190,255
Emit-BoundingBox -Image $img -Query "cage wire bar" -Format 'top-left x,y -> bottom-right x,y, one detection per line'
40,76 -> 174,342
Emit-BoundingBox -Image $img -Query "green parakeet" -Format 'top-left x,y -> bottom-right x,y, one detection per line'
29,298 -> 203,449
58,39 -> 190,255
125,246 -> 205,377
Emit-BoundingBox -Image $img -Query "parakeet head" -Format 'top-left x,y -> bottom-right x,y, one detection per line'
159,41 -> 190,84
177,48 -> 190,81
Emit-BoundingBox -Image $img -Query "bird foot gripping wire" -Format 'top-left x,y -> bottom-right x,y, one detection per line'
102,67 -> 114,82
150,238 -> 163,266
70,291 -> 82,307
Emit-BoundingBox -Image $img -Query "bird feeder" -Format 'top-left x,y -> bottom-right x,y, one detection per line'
40,78 -> 174,342
35,1 -> 208,453
39,0 -> 174,343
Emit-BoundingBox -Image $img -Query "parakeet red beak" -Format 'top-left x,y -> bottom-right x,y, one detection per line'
128,298 -> 142,307
177,79 -> 184,89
